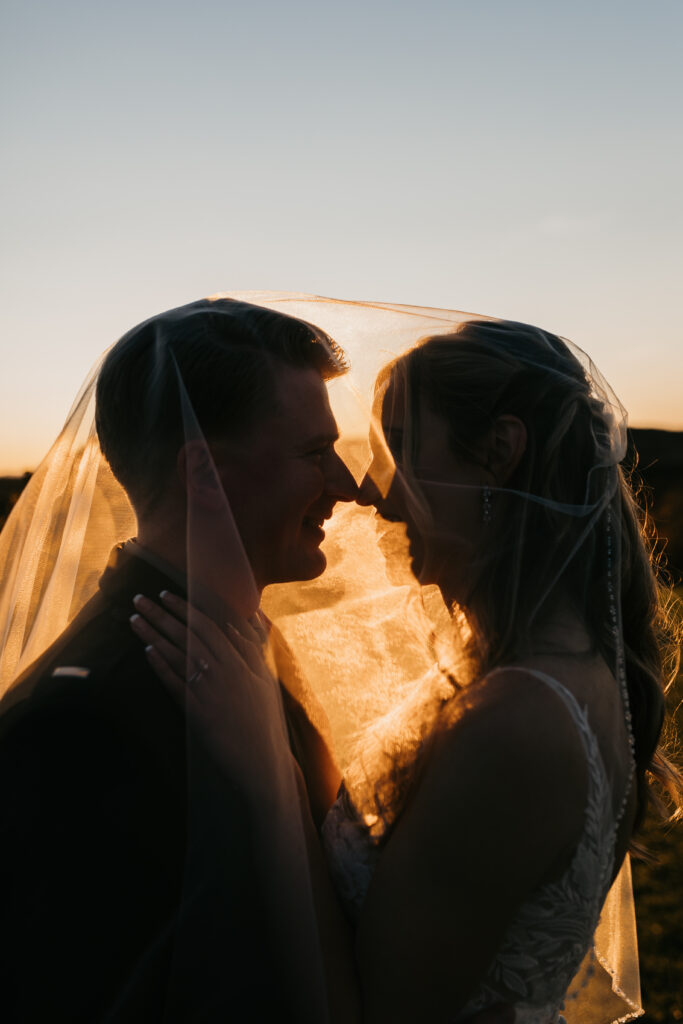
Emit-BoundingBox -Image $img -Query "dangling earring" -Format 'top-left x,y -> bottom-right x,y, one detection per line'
481,484 -> 492,524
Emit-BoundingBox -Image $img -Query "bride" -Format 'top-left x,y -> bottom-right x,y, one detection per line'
132,308 -> 681,1021
319,318 -> 682,1021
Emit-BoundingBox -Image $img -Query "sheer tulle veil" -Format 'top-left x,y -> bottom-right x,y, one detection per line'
0,293 -> 645,1021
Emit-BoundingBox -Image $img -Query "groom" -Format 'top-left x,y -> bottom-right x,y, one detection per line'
0,299 -> 359,1023
0,299 -> 513,1024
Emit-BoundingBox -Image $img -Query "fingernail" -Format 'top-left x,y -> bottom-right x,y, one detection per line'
130,613 -> 141,625
133,593 -> 145,606
160,590 -> 169,598
145,644 -> 155,654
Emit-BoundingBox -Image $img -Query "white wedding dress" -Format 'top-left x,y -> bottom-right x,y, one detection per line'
322,669 -> 631,1024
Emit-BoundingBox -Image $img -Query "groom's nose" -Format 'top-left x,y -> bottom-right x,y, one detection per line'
324,449 -> 358,503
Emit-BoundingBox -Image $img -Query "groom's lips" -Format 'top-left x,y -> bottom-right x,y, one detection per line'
302,508 -> 333,542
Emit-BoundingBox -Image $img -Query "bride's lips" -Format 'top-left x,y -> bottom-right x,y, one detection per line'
373,509 -> 404,538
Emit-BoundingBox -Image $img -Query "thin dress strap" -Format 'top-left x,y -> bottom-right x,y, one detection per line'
485,664 -> 634,826
485,665 -> 599,764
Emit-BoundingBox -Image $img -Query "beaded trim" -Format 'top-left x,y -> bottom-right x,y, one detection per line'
606,505 -> 637,823
482,484 -> 492,524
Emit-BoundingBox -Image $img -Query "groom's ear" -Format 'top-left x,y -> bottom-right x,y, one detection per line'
177,440 -> 225,509
488,415 -> 527,484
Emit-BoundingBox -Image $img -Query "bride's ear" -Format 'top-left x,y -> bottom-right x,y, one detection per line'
488,415 -> 527,484
177,440 -> 225,508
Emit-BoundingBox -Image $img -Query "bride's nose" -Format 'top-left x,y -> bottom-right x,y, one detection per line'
357,470 -> 382,507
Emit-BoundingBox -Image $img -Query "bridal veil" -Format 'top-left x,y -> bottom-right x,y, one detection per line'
0,294 -> 650,1021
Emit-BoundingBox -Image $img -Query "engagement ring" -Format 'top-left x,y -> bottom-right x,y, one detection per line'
187,658 -> 210,685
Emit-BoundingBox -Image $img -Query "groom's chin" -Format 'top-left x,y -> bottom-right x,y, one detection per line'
302,548 -> 327,581
277,548 -> 328,585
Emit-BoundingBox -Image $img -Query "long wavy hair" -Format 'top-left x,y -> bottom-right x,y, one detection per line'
352,319 -> 681,846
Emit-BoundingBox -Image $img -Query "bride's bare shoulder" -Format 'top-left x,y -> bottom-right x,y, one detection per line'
356,666 -> 592,1014
416,667 -> 590,858
441,666 -> 589,766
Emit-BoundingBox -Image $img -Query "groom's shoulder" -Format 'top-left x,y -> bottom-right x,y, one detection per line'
0,588 -> 189,853
0,585 -> 180,753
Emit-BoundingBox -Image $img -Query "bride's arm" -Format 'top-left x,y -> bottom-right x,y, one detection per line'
132,593 -> 341,822
267,621 -> 343,825
355,670 -> 589,1023
129,593 -> 362,1022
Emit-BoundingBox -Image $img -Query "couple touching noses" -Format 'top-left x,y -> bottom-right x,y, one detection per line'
121,302 -> 521,1024
1,295 -> 671,1023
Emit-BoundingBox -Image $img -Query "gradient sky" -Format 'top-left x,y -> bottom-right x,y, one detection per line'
1,0 -> 682,473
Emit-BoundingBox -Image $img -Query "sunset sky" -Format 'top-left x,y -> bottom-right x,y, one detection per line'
1,0 -> 682,474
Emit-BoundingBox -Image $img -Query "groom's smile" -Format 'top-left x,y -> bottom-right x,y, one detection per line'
213,363 -> 357,591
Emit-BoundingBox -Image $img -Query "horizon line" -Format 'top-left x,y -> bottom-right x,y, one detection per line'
2,423 -> 683,479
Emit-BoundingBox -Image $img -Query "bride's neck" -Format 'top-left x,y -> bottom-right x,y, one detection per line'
454,589 -> 596,661
520,600 -> 595,659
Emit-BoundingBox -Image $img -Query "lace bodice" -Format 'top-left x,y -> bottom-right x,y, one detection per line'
322,670 -> 634,1024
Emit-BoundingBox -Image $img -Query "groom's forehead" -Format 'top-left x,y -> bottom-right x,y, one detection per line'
270,363 -> 338,437
226,362 -> 339,450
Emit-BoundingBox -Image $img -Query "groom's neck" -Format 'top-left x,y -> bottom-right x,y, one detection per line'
135,514 -> 189,582
135,513 -> 264,620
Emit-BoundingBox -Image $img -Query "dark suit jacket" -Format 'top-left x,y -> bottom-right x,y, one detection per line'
0,545 -> 298,1023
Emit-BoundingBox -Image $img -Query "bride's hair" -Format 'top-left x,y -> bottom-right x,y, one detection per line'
95,299 -> 347,514
357,319 -> 681,843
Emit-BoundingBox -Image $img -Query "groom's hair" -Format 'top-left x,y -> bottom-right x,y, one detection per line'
95,298 -> 348,512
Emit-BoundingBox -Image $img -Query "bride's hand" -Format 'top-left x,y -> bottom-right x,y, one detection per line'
130,591 -> 283,760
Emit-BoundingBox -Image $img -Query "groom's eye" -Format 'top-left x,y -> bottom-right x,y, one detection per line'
305,445 -> 331,462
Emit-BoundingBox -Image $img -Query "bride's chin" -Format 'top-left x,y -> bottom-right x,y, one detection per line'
408,536 -> 436,584
418,560 -> 463,603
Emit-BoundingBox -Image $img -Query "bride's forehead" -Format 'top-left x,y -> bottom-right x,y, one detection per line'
376,379 -> 453,453
375,372 -> 407,422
